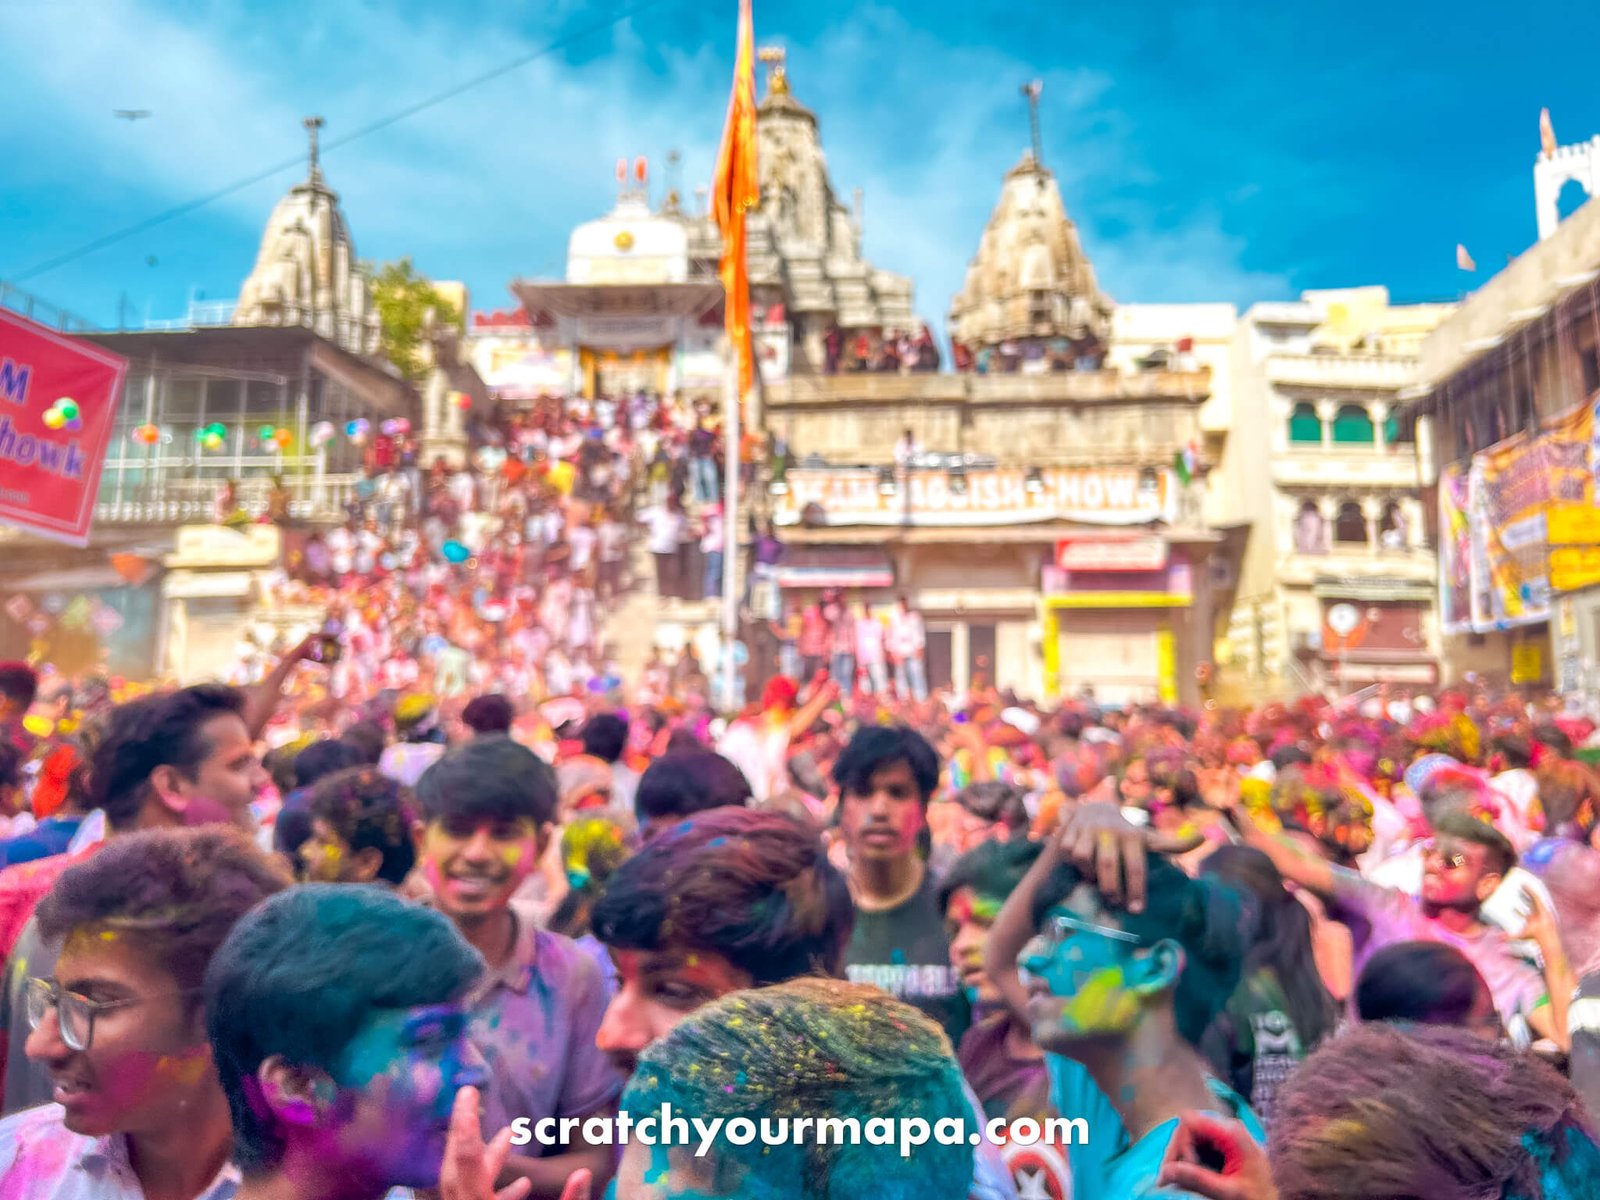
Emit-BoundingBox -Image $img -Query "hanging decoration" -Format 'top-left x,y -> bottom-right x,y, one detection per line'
131,424 -> 161,445
310,421 -> 336,448
42,398 -> 83,432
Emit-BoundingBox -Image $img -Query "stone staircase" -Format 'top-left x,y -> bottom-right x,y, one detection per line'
601,538 -> 749,686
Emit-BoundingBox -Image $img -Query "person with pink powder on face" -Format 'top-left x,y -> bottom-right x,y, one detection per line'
0,828 -> 288,1200
410,739 -> 621,1200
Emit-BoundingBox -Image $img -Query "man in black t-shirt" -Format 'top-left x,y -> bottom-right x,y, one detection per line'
837,725 -> 971,1045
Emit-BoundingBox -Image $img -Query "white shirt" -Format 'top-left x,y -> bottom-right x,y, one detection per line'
568,526 -> 597,572
0,1104 -> 239,1200
326,527 -> 355,575
597,520 -> 627,563
642,507 -> 686,555
855,615 -> 886,664
887,609 -> 925,658
379,742 -> 446,789
700,512 -> 724,554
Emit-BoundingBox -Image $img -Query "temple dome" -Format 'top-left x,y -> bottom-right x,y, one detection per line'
234,117 -> 382,358
568,194 -> 690,285
948,151 -> 1113,357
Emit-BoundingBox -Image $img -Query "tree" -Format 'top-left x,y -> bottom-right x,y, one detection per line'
365,258 -> 463,383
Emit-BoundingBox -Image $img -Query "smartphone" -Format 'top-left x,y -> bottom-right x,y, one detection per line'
309,619 -> 344,665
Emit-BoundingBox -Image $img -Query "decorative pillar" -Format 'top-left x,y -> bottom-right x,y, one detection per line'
1371,400 -> 1390,450
1361,496 -> 1383,555
1315,399 -> 1337,450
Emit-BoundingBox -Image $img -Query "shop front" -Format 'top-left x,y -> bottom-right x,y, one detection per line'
1040,541 -> 1198,706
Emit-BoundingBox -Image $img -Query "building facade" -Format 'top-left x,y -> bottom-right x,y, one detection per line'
767,132 -> 1218,704
0,122 -> 427,681
467,55 -> 916,406
1219,288 -> 1453,695
1404,161 -> 1600,693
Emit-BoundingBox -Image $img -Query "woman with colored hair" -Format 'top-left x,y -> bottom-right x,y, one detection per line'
1199,846 -> 1338,1129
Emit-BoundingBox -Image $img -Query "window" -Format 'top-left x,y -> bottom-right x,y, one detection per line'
1331,404 -> 1375,444
1334,501 -> 1368,545
1293,501 -> 1327,555
1288,403 -> 1322,444
1384,410 -> 1413,445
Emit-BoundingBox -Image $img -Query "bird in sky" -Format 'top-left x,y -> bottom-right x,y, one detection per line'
113,110 -> 152,121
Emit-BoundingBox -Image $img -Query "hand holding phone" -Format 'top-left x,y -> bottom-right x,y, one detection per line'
308,618 -> 344,665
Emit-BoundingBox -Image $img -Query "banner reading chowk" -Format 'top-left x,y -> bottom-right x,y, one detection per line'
0,310 -> 126,546
772,466 -> 1174,527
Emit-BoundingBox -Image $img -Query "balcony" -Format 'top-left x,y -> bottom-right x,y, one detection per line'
1265,352 -> 1420,392
1277,544 -> 1436,590
1271,447 -> 1422,490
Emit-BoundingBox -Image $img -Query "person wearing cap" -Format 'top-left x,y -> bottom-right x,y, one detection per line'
379,694 -> 448,788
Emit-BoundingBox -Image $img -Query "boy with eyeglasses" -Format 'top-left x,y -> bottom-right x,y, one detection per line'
985,803 -> 1257,1199
0,827 -> 289,1198
1230,798 -> 1569,1049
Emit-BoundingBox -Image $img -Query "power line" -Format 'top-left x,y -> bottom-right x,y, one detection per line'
10,0 -> 676,283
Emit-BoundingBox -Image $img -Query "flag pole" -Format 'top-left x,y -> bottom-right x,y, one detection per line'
721,357 -> 742,714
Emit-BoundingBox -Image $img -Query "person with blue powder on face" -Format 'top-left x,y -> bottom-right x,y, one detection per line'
207,884 -> 495,1200
984,798 -> 1260,1200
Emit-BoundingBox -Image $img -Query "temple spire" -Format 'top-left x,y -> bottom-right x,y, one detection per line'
305,115 -> 326,187
1020,81 -> 1043,169
758,46 -> 788,97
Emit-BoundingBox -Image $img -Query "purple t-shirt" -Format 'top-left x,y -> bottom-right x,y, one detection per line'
1330,870 -> 1548,1031
466,910 -> 625,1141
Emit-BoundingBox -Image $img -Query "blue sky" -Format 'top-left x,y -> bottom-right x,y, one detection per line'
3,0 -> 1599,331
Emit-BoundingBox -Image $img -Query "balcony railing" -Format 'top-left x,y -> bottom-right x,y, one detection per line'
1271,450 -> 1422,489
1265,352 -> 1420,391
95,473 -> 360,525
142,299 -> 239,331
768,367 -> 1211,407
0,281 -> 98,332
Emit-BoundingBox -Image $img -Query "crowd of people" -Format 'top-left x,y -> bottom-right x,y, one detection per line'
6,632 -> 1600,1198
821,325 -> 941,375
213,389 -> 754,713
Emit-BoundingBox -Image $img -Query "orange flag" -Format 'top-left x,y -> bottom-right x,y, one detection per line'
1541,107 -> 1557,159
1456,244 -> 1477,272
712,0 -> 758,396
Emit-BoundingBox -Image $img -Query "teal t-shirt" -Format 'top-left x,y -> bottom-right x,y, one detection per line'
1046,1054 -> 1264,1200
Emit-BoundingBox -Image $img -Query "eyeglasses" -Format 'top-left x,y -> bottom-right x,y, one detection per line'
1422,841 -> 1470,870
1045,912 -> 1147,947
25,978 -> 201,1052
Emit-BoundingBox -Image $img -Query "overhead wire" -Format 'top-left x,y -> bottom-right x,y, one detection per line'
9,0 -> 676,283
